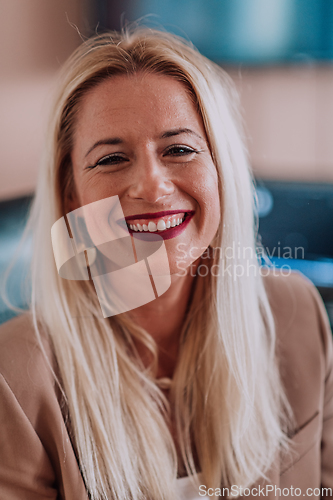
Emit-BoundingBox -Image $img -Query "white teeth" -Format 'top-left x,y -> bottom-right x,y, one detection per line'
157,220 -> 166,231
129,215 -> 186,232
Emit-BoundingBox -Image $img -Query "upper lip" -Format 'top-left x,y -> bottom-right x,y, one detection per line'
124,210 -> 194,221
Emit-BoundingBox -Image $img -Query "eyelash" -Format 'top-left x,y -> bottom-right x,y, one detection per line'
163,145 -> 198,157
87,145 -> 199,169
92,154 -> 128,168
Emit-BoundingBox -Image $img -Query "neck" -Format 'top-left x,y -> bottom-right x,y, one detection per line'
128,269 -> 197,379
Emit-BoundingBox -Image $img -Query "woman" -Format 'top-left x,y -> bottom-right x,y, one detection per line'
0,27 -> 332,500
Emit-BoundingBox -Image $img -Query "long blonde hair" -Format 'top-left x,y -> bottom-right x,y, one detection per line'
28,27 -> 291,499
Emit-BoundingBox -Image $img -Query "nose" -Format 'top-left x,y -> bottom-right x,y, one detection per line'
126,153 -> 174,203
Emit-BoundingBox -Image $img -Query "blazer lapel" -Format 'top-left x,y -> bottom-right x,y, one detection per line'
246,454 -> 281,499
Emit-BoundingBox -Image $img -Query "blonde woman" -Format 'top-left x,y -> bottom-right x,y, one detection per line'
0,28 -> 332,500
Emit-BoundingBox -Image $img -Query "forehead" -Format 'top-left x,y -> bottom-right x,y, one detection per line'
73,72 -> 204,143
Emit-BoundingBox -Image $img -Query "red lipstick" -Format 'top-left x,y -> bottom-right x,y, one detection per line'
126,210 -> 195,240
125,210 -> 191,221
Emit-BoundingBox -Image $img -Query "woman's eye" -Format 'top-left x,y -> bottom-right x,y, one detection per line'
163,145 -> 197,158
89,154 -> 129,169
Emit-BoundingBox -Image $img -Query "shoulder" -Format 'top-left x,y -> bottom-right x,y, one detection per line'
263,270 -> 331,349
263,270 -> 321,323
0,313 -> 58,425
263,270 -> 333,425
0,312 -> 54,376
0,312 -> 41,361
0,317 -> 88,498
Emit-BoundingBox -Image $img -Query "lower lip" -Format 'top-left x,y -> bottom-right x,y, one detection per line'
128,212 -> 194,241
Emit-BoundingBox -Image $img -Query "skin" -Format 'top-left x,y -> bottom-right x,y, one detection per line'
70,72 -> 220,378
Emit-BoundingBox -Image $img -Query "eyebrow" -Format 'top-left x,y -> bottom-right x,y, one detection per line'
85,138 -> 123,157
160,128 -> 204,140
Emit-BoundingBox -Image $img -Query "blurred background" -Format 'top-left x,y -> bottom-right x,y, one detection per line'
1,0 -> 333,324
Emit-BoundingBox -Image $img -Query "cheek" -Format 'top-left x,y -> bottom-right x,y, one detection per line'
73,172 -> 117,208
188,165 -> 221,226
207,175 -> 221,226
168,167 -> 220,273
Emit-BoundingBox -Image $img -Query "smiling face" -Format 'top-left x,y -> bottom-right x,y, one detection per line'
70,72 -> 220,274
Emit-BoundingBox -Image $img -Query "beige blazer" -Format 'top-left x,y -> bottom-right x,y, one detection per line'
0,272 -> 332,499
